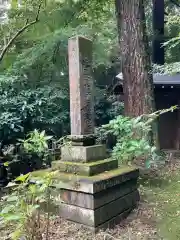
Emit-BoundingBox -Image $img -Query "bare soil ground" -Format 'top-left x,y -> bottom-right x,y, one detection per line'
44,198 -> 158,240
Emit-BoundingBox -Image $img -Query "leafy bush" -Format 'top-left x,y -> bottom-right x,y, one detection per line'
0,72 -> 122,148
18,129 -> 53,167
94,89 -> 124,127
19,129 -> 53,156
0,74 -> 69,147
98,107 -> 177,168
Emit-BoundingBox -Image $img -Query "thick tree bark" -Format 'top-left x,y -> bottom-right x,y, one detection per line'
115,0 -> 155,117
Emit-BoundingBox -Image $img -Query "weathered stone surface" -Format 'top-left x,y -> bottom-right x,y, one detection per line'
54,167 -> 139,194
68,134 -> 96,146
49,149 -> 61,161
60,179 -> 138,209
76,208 -> 134,233
71,139 -> 96,146
54,159 -> 118,176
59,190 -> 139,227
68,134 -> 95,142
94,208 -> 134,233
61,145 -> 107,163
68,36 -> 94,136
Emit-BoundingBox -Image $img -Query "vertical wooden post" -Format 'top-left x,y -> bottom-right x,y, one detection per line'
152,0 -> 165,65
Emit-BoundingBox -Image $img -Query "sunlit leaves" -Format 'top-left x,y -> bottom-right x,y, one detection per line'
19,129 -> 53,155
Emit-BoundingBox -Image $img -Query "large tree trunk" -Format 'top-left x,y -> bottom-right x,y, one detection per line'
115,0 -> 155,117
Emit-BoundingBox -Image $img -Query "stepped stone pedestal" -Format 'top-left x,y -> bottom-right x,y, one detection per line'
53,141 -> 139,232
53,36 -> 139,232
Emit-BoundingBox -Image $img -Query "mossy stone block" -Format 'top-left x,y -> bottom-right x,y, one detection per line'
61,145 -> 107,163
53,166 -> 139,194
52,159 -> 118,176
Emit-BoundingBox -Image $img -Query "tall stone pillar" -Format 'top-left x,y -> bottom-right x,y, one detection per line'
53,36 -> 139,232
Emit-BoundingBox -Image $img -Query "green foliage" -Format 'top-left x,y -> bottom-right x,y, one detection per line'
0,73 -> 69,146
1,0 -> 180,152
98,106 -> 177,167
154,3 -> 180,74
95,88 -> 124,126
19,129 -> 53,156
0,0 -> 119,146
0,171 -> 59,240
165,6 -> 180,64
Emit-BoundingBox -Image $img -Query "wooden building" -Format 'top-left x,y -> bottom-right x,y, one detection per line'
114,73 -> 180,150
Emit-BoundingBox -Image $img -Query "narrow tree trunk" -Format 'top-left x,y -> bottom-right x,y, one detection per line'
115,0 -> 155,117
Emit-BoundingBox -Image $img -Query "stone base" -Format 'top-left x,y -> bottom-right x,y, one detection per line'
75,207 -> 135,233
56,167 -> 139,231
52,158 -> 118,176
59,200 -> 138,231
59,189 -> 139,230
60,178 -> 138,209
61,144 -> 107,163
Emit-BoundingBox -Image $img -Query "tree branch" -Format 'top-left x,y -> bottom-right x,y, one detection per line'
0,3 -> 42,63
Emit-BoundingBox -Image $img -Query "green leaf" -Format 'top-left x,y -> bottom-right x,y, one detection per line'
6,195 -> 18,202
5,214 -> 23,221
33,204 -> 40,209
0,205 -> 15,214
3,162 -> 9,167
45,135 -> 53,140
15,173 -> 30,183
10,228 -> 23,240
145,158 -> 151,169
40,130 -> 45,137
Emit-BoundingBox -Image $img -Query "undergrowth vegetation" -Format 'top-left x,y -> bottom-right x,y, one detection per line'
0,171 -> 59,240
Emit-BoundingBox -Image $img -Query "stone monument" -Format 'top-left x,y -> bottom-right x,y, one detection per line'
53,36 -> 139,232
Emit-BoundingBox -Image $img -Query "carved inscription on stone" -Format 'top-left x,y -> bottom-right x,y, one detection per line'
81,56 -> 94,134
68,36 -> 94,136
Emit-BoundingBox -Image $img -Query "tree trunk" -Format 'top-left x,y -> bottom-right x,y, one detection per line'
115,0 -> 155,117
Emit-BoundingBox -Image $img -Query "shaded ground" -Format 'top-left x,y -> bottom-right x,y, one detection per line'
142,159 -> 180,240
1,158 -> 180,240
45,159 -> 180,240
44,201 -> 158,240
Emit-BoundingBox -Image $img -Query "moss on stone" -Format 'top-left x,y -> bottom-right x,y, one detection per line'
53,158 -> 112,167
53,159 -> 118,176
31,165 -> 138,189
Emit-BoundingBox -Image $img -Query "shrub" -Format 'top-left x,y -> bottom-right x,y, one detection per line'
0,171 -> 59,240
98,106 -> 177,168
